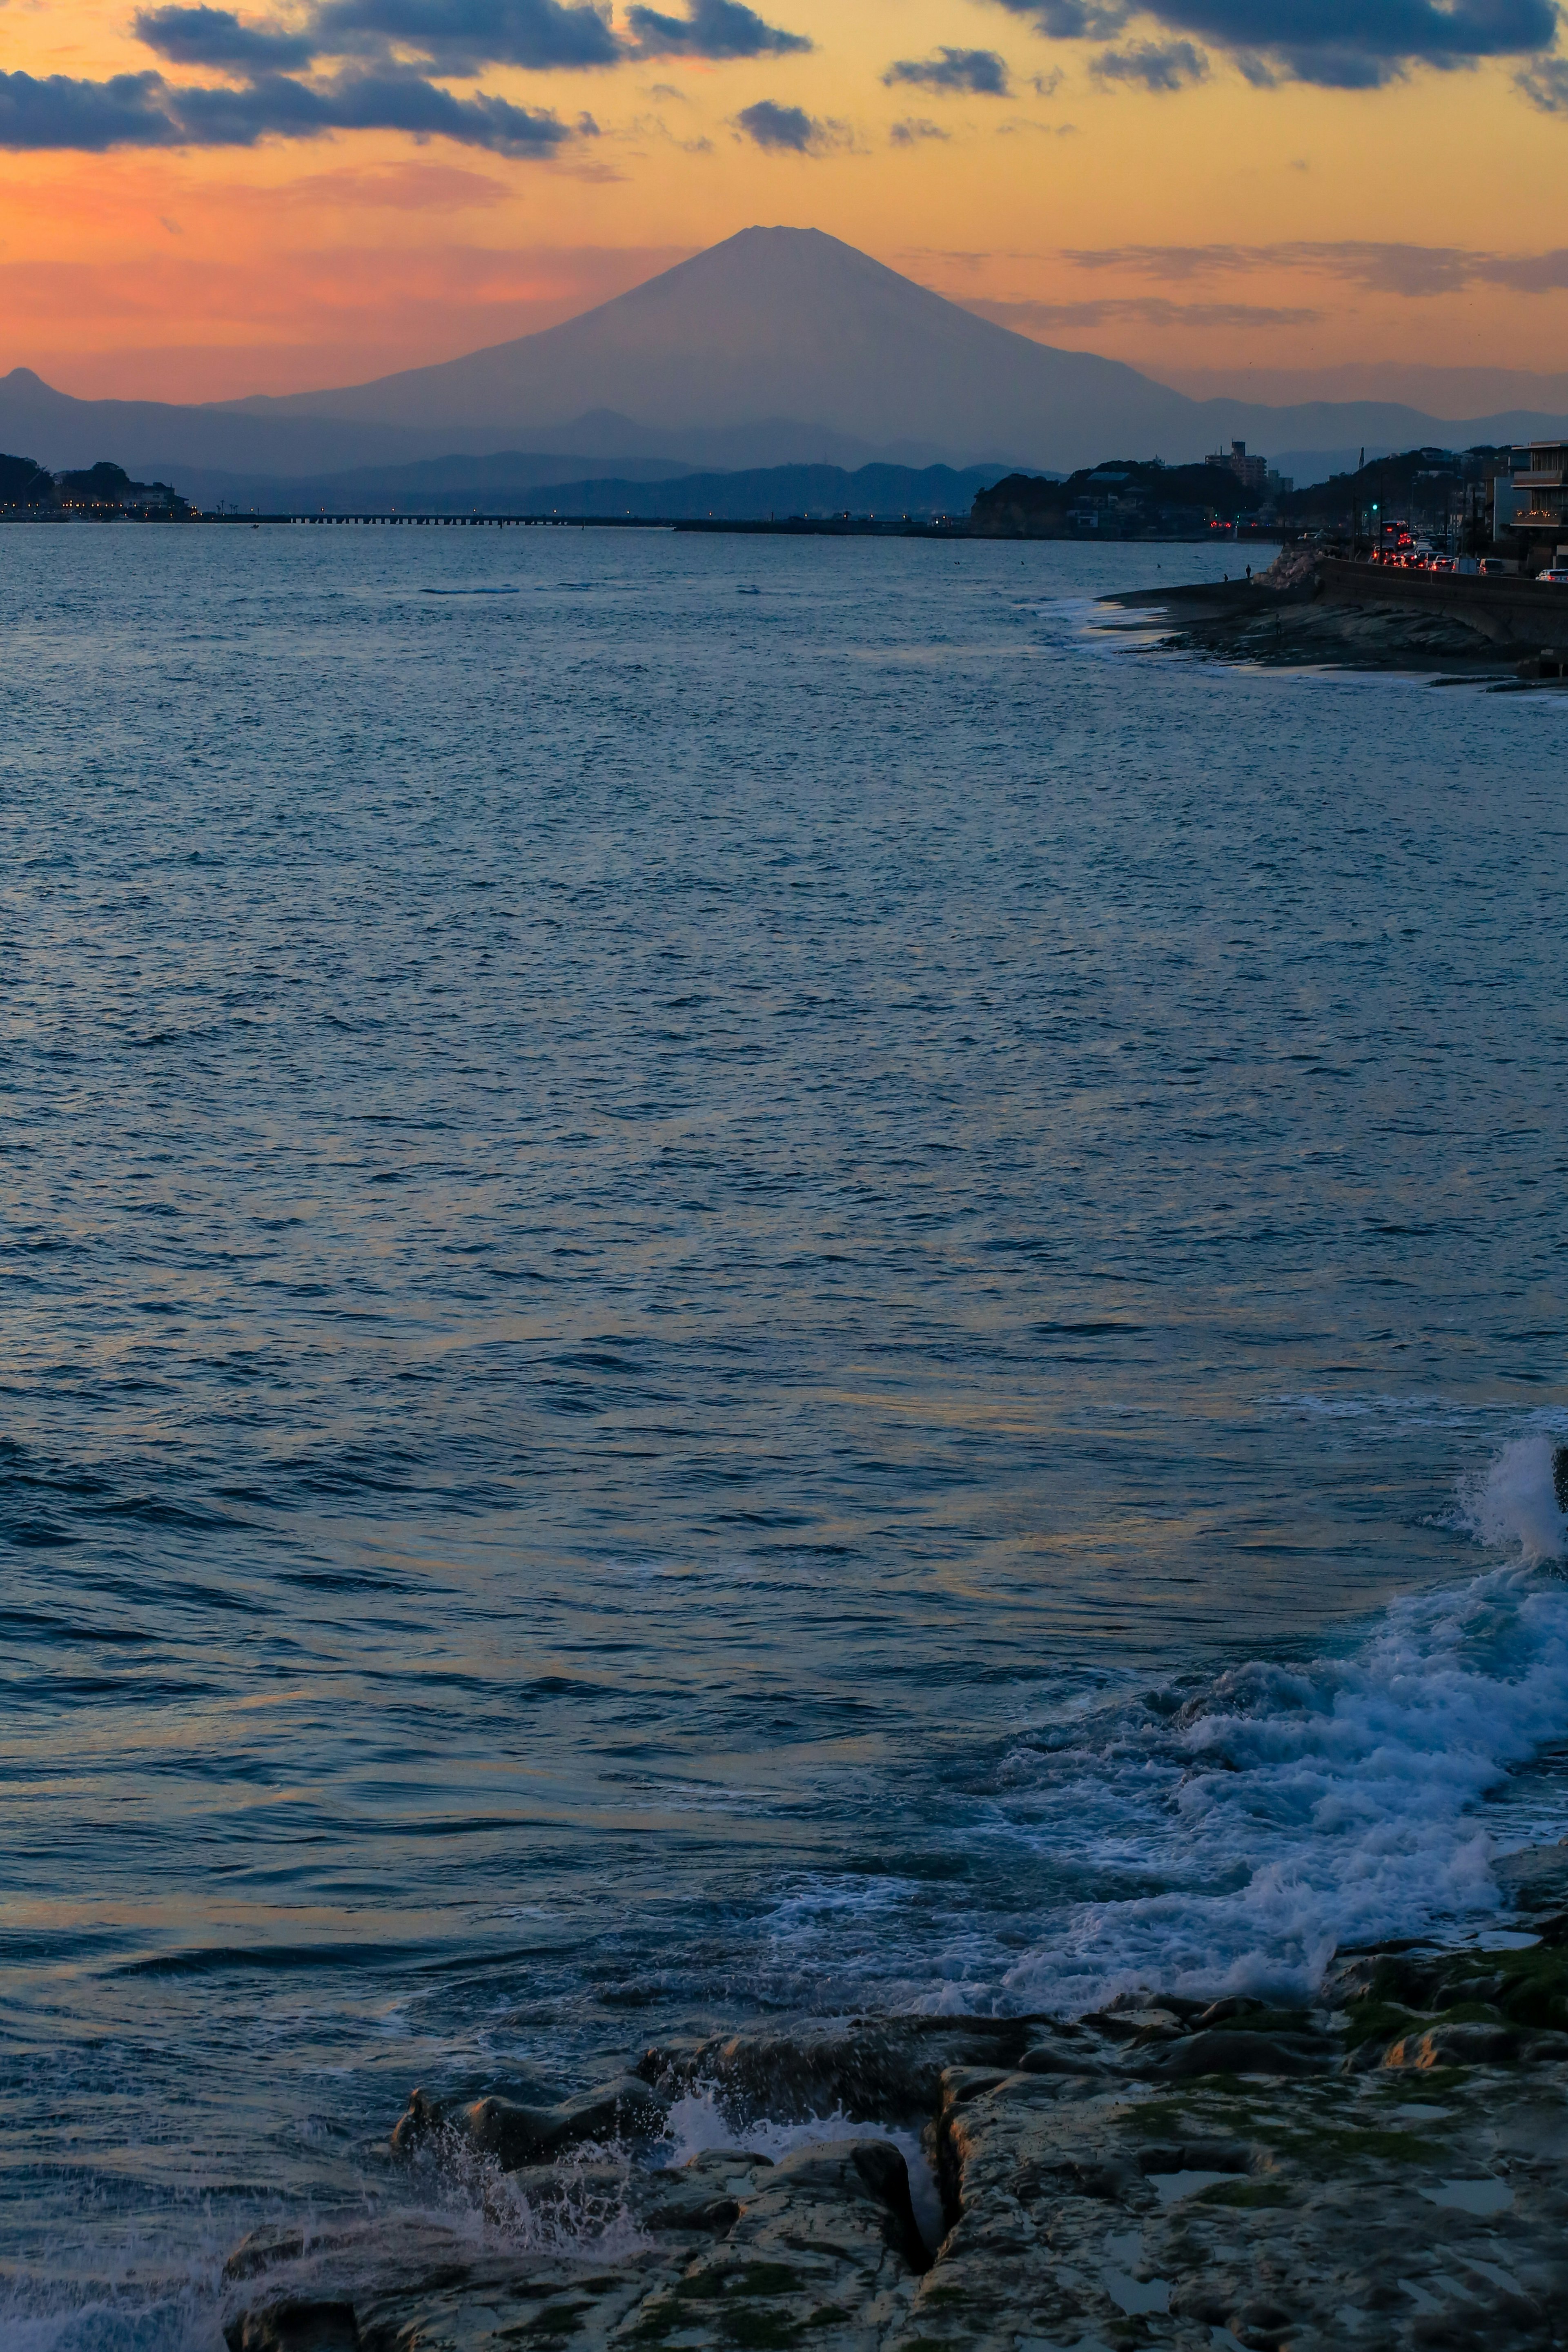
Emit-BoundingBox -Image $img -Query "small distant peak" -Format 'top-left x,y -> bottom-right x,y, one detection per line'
710,224 -> 851,255
2,366 -> 47,386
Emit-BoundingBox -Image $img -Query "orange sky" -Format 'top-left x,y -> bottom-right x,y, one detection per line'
5,0 -> 1568,406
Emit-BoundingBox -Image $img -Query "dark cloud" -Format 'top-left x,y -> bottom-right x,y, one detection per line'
1092,37 -> 1207,83
1163,0 -> 1559,85
626,0 -> 811,58
884,46 -> 1011,94
1518,51 -> 1568,102
987,0 -> 1130,37
1062,240 -> 1568,293
310,0 -> 621,72
967,292 -> 1320,327
735,96 -> 825,148
890,114 -> 952,139
984,0 -> 1559,87
0,69 -> 178,149
0,61 -> 572,150
135,5 -> 316,69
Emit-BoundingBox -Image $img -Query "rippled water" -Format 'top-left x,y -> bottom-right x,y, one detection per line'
2,523 -> 1566,2340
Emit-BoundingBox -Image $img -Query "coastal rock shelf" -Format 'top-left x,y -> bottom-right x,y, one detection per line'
223,1891 -> 1568,2352
1098,553 -> 1568,677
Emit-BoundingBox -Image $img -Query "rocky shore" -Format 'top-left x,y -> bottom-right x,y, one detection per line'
1099,554 -> 1536,678
221,1847 -> 1568,2352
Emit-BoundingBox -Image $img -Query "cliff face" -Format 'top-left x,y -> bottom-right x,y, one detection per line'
221,1873 -> 1568,2352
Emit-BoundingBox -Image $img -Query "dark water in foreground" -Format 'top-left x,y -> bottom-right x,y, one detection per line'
2,526 -> 1567,2342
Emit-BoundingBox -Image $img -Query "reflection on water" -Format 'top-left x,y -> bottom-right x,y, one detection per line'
2,525 -> 1566,2325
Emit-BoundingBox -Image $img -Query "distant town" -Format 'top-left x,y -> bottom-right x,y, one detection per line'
972,440 -> 1566,571
4,440 -> 1566,572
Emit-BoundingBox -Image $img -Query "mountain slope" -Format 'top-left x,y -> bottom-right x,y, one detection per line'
221,227 -> 1182,465
218,227 -> 1568,472
5,227 -> 1566,480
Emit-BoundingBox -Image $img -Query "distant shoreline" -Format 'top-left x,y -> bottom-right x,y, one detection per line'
1,510 -> 1293,539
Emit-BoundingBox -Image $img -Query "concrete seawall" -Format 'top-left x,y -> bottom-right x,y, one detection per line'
1318,556 -> 1568,647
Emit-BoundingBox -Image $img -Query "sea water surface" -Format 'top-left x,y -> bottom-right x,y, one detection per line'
2,524 -> 1567,2343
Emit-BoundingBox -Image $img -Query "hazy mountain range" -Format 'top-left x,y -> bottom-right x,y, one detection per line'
3,228 -> 1563,501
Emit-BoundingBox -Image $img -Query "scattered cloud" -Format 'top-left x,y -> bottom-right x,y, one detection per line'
272,159 -> 512,204
309,0 -> 621,72
967,292 -> 1320,328
1091,37 -> 1207,86
995,0 -> 1131,35
734,96 -> 840,149
1029,66 -> 1064,92
890,114 -> 951,140
626,0 -> 811,58
1062,239 -> 1568,294
1517,52 -> 1568,106
982,0 -> 1558,89
135,6 -> 316,70
615,106 -> 714,149
4,0 -> 710,152
884,46 -> 1011,95
0,63 -> 575,151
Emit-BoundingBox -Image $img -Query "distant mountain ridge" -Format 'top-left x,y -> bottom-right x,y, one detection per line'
178,458 -> 1010,519
4,227 -> 1567,484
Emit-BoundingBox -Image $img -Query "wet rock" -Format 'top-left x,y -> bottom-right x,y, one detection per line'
225,1928 -> 1568,2352
635,2148 -> 774,2234
1082,2004 -> 1184,2041
1015,2039 -> 1110,2078
390,2072 -> 670,2169
1383,2021 -> 1521,2068
223,2303 -> 359,2352
1142,2027 -> 1337,2078
636,2013 -> 1036,2120
1496,1835 -> 1568,1914
626,2139 -> 927,2350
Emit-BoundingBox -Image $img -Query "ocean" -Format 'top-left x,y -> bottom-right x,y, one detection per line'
2,522 -> 1566,2346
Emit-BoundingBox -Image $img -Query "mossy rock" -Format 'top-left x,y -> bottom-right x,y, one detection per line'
524,2307 -> 586,2339
1280,2123 -> 1442,2165
1196,2178 -> 1293,2209
720,2313 -> 802,2350
675,2263 -> 804,2302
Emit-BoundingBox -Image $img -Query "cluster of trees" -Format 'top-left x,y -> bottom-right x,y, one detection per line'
0,454 -> 190,516
971,459 -> 1265,539
1276,446 -> 1504,541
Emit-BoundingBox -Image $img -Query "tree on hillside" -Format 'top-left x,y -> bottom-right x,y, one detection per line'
0,452 -> 56,506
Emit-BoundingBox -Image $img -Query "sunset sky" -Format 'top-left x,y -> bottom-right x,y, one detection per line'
6,0 -> 1568,408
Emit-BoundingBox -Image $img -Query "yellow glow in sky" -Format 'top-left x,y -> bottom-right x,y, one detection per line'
4,0 -> 1568,406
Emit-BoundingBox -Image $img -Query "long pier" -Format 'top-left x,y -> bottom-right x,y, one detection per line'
278,514 -> 659,527
254,513 -> 963,535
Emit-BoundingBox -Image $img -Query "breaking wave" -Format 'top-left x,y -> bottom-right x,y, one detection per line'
993,1434 -> 1568,2012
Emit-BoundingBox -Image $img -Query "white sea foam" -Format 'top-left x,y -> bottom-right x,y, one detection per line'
1457,1431 -> 1568,1564
994,1437 -> 1568,2011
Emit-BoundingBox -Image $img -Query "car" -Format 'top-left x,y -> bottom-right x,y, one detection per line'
1478,558 -> 1509,575
1538,568 -> 1568,584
